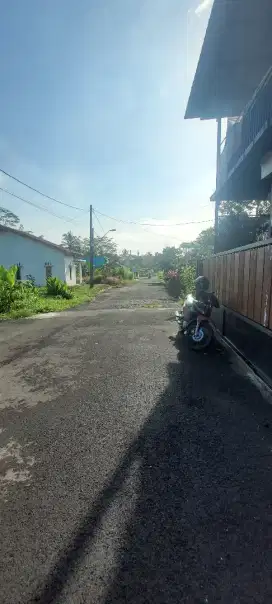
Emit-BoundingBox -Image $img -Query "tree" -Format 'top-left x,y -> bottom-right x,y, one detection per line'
61,231 -> 82,255
194,227 -> 214,257
94,235 -> 118,267
218,214 -> 270,251
0,207 -> 21,228
220,199 -> 270,216
157,247 -> 178,271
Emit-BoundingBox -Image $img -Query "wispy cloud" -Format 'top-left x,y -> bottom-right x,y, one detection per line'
195,0 -> 213,16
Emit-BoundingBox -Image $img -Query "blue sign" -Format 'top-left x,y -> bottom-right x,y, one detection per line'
94,256 -> 108,268
80,256 -> 108,268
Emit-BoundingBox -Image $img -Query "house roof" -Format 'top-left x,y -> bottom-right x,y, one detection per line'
0,225 -> 73,256
185,0 -> 272,119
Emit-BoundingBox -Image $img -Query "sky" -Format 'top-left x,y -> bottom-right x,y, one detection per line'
0,0 -> 215,253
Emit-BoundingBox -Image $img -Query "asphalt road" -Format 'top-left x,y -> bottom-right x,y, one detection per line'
0,279 -> 272,604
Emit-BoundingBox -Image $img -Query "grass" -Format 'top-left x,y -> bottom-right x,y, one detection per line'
0,284 -> 108,320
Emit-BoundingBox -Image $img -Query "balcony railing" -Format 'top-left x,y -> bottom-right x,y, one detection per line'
217,66 -> 272,190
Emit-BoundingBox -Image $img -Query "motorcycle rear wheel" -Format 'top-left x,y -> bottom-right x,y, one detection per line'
187,320 -> 213,351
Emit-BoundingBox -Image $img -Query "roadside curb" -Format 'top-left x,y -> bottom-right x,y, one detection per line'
216,332 -> 272,404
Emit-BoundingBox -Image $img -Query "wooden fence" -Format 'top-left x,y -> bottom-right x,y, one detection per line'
202,239 -> 272,330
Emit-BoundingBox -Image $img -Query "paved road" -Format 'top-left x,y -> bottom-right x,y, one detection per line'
0,280 -> 272,604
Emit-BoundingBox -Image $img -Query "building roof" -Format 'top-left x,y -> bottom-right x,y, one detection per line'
0,225 -> 73,256
185,0 -> 272,119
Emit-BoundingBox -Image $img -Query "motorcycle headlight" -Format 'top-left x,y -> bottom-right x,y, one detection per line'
186,294 -> 194,304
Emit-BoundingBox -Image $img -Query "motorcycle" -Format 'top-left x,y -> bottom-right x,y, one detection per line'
175,292 -> 219,351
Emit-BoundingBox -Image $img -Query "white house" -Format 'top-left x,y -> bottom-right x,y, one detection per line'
0,226 -> 77,286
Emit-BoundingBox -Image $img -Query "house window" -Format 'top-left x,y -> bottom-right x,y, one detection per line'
45,264 -> 52,279
69,264 -> 72,280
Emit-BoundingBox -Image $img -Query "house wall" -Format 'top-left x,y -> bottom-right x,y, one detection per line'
0,232 -> 76,286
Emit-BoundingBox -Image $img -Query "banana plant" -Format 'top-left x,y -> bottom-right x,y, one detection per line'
0,265 -> 18,287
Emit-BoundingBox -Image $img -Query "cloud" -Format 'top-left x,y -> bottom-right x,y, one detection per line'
195,0 -> 213,16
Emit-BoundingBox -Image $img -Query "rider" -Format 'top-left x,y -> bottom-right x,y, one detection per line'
195,275 -> 220,309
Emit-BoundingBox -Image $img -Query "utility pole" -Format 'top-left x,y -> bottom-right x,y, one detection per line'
90,204 -> 94,287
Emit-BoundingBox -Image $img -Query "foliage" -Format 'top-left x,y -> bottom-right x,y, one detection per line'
103,276 -> 121,286
218,214 -> 270,252
0,207 -> 21,228
25,274 -> 36,286
0,285 -> 108,320
0,282 -> 20,313
110,266 -> 133,280
61,231 -> 82,255
93,274 -> 103,284
61,224 -> 214,280
0,265 -> 38,313
193,228 -> 214,258
167,278 -> 181,298
179,265 -> 196,297
220,199 -> 270,216
0,265 -> 17,286
46,276 -> 73,299
217,199 -> 271,251
165,269 -> 179,281
165,271 -> 181,298
164,265 -> 196,300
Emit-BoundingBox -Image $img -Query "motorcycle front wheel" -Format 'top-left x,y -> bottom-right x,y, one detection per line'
186,320 -> 213,351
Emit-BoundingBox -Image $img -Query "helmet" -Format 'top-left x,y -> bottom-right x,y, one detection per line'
195,275 -> 209,291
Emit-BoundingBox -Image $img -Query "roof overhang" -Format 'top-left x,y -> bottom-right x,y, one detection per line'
0,225 -> 73,256
185,0 -> 272,120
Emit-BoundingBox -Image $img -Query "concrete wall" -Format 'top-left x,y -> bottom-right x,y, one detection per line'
0,232 -> 76,286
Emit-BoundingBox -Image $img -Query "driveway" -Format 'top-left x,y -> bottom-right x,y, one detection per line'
0,279 -> 272,603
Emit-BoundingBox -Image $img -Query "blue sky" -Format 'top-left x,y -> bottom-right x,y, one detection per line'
0,0 -> 215,252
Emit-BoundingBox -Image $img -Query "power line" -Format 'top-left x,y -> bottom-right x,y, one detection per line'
93,208 -> 213,227
0,187 -> 81,225
95,208 -> 183,243
94,208 -> 184,242
93,210 -> 105,236
0,169 -> 86,212
1,167 -> 213,228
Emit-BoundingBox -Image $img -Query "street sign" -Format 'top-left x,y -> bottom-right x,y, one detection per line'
94,256 -> 108,268
79,256 -> 108,267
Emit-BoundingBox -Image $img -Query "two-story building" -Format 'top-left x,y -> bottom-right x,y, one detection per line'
185,0 -> 272,385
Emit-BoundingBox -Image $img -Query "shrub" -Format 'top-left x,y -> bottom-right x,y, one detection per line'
0,281 -> 38,313
0,265 -> 24,313
93,275 -> 102,284
103,276 -> 121,286
179,265 -> 196,297
25,274 -> 36,286
110,266 -> 133,280
0,265 -> 17,287
167,276 -> 182,298
46,277 -> 73,299
121,267 -> 133,280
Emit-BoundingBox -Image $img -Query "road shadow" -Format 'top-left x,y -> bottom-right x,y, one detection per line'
32,346 -> 272,603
